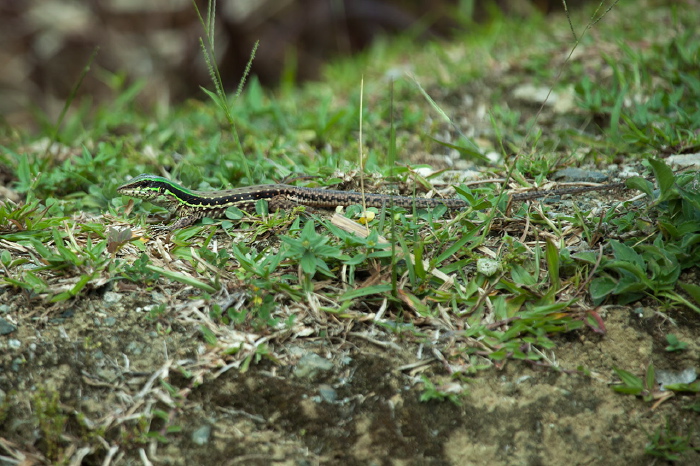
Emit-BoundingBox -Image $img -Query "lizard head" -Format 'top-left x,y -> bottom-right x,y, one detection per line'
117,174 -> 182,208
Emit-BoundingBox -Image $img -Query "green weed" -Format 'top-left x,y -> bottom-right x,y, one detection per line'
419,375 -> 465,406
645,420 -> 697,462
612,364 -> 656,402
586,159 -> 700,311
664,334 -> 688,352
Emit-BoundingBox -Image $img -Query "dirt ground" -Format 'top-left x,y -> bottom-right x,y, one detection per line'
1,279 -> 699,465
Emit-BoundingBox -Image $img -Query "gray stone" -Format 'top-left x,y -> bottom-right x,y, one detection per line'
126,341 -> 144,355
191,425 -> 211,445
293,353 -> 333,379
103,292 -> 122,304
657,368 -> 697,391
318,384 -> 337,403
0,318 -> 16,335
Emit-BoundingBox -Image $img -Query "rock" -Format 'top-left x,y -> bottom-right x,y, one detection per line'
294,353 -> 334,379
191,425 -> 212,446
0,317 -> 17,335
318,384 -> 337,403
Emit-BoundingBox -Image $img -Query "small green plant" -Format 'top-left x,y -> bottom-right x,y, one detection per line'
147,303 -> 167,321
612,363 -> 656,402
280,219 -> 348,285
664,334 -> 688,352
240,343 -> 278,373
686,400 -> 700,413
645,420 -> 696,462
230,243 -> 282,281
121,253 -> 160,284
419,375 -> 464,405
106,227 -> 134,254
0,197 -> 58,234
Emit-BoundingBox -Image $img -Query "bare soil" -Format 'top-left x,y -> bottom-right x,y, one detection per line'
1,270 -> 699,465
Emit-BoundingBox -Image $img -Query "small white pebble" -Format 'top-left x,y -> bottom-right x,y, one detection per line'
477,258 -> 501,277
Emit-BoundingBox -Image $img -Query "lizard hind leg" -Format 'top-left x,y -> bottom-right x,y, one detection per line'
160,206 -> 205,231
